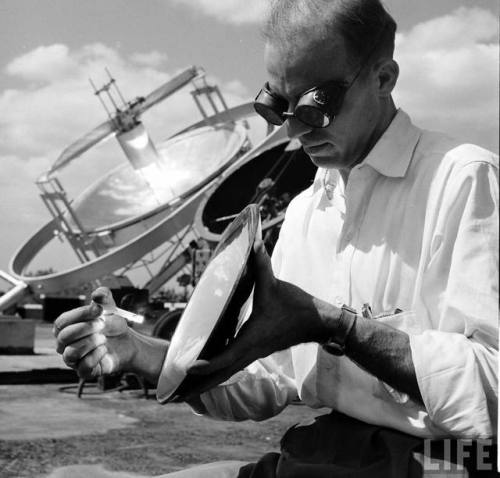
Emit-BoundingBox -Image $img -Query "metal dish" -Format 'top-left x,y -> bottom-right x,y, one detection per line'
157,204 -> 261,403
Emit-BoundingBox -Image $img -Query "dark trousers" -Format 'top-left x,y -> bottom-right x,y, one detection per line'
237,412 -> 498,478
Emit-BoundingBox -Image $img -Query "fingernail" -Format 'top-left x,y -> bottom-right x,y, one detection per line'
90,302 -> 102,316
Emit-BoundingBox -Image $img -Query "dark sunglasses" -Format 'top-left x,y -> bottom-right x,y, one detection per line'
254,80 -> 349,129
255,22 -> 389,129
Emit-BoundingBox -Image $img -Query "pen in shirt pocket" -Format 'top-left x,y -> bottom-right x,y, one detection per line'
361,303 -> 403,320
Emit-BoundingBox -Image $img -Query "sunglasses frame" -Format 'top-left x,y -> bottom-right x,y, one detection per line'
254,79 -> 349,128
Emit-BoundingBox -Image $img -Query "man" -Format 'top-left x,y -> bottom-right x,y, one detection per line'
54,0 -> 498,476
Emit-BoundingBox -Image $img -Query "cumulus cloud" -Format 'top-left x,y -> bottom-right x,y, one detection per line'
393,7 -> 499,152
171,0 -> 268,24
130,51 -> 168,68
0,152 -> 52,273
6,44 -> 78,82
0,42 -> 249,171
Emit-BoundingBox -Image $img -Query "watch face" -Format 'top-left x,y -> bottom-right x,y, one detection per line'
157,204 -> 261,403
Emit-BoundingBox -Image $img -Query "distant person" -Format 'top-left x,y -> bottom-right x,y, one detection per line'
54,0 -> 498,476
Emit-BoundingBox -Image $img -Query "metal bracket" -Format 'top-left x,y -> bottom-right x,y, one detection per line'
36,176 -> 100,262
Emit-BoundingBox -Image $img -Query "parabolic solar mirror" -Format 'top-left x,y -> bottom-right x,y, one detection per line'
66,123 -> 247,231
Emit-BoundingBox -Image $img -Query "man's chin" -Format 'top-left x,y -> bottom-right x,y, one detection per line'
306,152 -> 344,170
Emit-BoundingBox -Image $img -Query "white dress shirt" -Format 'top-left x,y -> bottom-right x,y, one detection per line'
189,110 -> 499,439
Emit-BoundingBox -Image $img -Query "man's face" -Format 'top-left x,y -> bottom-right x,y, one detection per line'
264,33 -> 383,173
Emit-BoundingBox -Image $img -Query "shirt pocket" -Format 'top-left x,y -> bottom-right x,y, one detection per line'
376,309 -> 425,335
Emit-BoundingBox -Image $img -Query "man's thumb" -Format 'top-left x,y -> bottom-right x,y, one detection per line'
253,239 -> 274,284
91,287 -> 116,307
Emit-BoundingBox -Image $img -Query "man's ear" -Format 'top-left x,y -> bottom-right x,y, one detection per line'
375,58 -> 399,97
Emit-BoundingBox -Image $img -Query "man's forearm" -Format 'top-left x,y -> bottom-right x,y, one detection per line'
127,328 -> 169,385
315,299 -> 424,405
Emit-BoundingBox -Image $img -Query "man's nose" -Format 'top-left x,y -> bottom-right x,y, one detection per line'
286,116 -> 313,139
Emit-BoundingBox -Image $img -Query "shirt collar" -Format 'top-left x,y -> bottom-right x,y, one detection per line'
309,109 -> 421,197
361,109 -> 422,178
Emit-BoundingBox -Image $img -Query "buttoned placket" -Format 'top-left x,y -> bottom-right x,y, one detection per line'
321,169 -> 349,308
336,165 -> 379,307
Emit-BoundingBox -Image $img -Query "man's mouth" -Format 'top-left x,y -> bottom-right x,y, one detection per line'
303,143 -> 329,155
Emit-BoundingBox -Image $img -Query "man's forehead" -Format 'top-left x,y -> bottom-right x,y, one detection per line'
264,34 -> 351,98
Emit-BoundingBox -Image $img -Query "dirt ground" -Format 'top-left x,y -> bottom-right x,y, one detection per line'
0,383 -> 325,478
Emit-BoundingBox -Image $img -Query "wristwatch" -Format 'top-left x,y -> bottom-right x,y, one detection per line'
321,304 -> 358,356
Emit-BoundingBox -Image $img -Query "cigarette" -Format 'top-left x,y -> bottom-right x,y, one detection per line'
102,306 -> 145,324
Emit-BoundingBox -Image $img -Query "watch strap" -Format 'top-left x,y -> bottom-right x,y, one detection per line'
321,304 -> 358,356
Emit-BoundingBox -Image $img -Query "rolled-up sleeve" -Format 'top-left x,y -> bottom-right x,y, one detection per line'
197,351 -> 297,421
411,157 -> 498,438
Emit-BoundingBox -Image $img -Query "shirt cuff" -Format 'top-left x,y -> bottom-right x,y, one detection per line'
194,359 -> 297,422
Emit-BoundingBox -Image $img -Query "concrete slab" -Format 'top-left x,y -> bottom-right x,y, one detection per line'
0,321 -> 71,387
0,383 -> 321,477
0,316 -> 35,353
0,321 -> 64,372
45,462 -> 247,478
0,385 -> 139,440
0,352 -> 67,373
45,464 -> 149,478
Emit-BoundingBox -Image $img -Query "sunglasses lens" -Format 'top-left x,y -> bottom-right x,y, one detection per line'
254,102 -> 285,126
254,85 -> 288,126
295,105 -> 330,128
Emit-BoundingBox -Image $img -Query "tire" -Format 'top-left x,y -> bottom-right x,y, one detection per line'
151,308 -> 183,340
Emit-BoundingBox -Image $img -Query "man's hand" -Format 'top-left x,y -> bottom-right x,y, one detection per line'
54,287 -> 136,379
185,240 -> 423,404
186,240 -> 329,394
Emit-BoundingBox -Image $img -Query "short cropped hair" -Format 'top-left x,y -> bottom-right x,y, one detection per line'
262,0 -> 397,68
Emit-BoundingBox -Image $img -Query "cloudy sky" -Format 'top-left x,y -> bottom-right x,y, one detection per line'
0,0 -> 498,278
